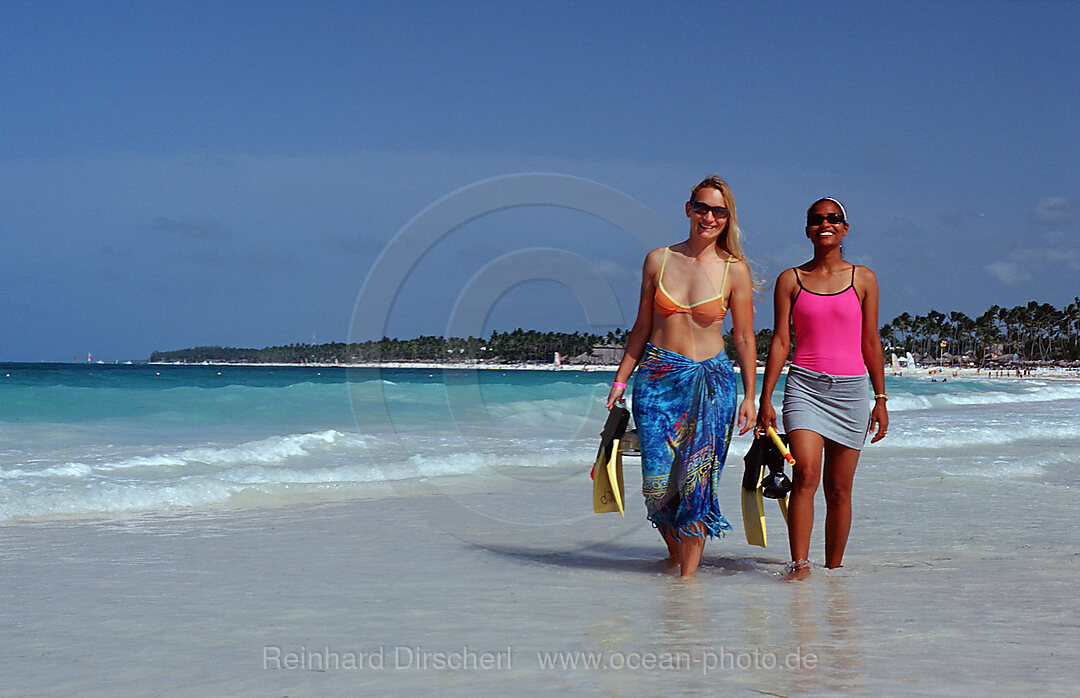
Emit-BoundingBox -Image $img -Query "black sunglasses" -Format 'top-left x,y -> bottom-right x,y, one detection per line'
689,201 -> 730,218
807,212 -> 845,226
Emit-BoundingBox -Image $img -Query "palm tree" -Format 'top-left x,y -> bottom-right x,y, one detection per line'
949,311 -> 974,358
879,323 -> 896,355
975,306 -> 1002,362
1066,297 -> 1080,360
892,312 -> 913,353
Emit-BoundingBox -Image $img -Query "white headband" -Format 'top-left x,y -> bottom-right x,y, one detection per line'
815,197 -> 848,222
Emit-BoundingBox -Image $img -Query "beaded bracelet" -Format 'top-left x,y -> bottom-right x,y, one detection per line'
874,393 -> 888,400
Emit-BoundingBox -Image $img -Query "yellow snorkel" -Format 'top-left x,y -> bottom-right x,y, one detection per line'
767,426 -> 796,467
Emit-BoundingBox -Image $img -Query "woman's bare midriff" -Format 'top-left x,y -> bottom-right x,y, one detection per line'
649,312 -> 727,362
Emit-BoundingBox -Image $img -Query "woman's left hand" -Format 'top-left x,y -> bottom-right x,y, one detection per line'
869,401 -> 889,443
736,396 -> 756,435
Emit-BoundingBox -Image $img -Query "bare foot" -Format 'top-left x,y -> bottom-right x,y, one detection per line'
783,559 -> 811,581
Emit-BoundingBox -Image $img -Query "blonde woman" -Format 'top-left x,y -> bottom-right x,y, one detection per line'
606,176 -> 757,578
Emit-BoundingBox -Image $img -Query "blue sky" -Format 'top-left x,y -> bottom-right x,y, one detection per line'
2,1 -> 1077,361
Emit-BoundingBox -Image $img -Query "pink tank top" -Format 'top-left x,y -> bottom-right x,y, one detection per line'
791,266 -> 867,375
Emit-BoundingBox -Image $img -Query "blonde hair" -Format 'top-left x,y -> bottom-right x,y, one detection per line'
690,175 -> 747,262
691,175 -> 763,293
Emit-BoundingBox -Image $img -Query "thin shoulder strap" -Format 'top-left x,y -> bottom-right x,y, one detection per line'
793,267 -> 803,288
850,264 -> 864,305
719,256 -> 733,297
658,247 -> 670,281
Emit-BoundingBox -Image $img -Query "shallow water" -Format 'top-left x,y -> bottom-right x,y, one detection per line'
3,363 -> 1077,523
2,363 -> 1078,693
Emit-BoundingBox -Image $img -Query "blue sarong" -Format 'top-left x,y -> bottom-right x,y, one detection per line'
631,343 -> 736,539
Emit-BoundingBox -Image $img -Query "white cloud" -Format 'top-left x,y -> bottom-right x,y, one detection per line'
984,262 -> 1031,285
1012,246 -> 1080,267
983,228 -> 1079,285
1034,196 -> 1078,223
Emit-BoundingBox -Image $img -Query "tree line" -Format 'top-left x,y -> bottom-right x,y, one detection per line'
149,329 -> 631,365
151,299 -> 1079,366
878,299 -> 1079,363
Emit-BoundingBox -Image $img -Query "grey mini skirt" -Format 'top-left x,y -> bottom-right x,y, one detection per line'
782,364 -> 872,450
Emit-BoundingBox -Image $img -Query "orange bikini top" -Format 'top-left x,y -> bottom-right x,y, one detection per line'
653,247 -> 732,323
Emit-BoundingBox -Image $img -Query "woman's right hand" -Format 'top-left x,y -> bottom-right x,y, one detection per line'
605,384 -> 626,410
756,399 -> 777,435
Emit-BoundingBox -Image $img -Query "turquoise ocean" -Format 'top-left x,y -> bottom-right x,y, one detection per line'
5,362 -> 1080,694
2,362 -> 1078,524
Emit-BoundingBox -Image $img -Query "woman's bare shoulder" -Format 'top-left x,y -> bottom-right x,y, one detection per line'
854,264 -> 878,285
643,246 -> 669,264
640,247 -> 669,278
774,266 -> 798,285
723,257 -> 753,287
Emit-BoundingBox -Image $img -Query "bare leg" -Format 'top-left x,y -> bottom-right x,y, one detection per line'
660,529 -> 679,571
678,521 -> 707,578
785,429 -> 824,580
822,442 -> 860,569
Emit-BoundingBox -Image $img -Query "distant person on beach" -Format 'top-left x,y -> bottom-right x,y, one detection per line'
606,176 -> 757,578
757,197 -> 888,581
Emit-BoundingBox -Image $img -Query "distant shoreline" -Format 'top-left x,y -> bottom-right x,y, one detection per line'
146,360 -> 1080,379
149,360 -> 621,372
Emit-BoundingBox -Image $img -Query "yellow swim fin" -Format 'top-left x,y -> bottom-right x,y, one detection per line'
593,437 -> 627,516
592,406 -> 630,516
742,435 -> 769,546
741,464 -> 768,547
743,428 -> 797,547
608,438 -> 626,517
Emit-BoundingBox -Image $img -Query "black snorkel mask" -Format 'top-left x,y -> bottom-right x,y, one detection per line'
743,431 -> 793,499
761,461 -> 792,499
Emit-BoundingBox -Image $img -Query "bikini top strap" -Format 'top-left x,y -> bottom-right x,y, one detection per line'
658,247 -> 670,282
719,256 -> 732,298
